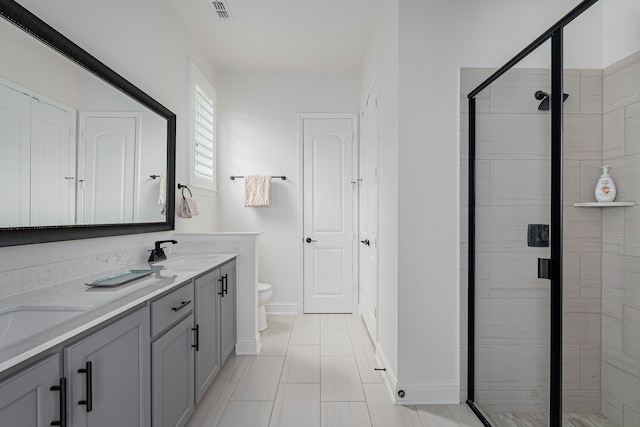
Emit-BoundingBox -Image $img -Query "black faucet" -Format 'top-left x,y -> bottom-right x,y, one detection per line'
148,240 -> 178,263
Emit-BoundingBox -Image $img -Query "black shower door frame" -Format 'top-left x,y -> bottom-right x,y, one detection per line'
465,1 -> 600,426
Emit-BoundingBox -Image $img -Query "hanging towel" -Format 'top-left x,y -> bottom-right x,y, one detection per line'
244,174 -> 272,207
158,175 -> 167,215
178,185 -> 199,218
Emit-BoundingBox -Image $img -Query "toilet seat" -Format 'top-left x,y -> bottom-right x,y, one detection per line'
258,283 -> 272,293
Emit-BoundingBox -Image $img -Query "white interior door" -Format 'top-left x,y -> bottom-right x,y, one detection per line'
303,116 -> 355,313
30,99 -> 75,226
359,80 -> 379,341
0,84 -> 30,227
78,113 -> 138,224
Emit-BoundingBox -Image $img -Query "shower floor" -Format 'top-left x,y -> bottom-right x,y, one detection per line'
491,411 -> 619,427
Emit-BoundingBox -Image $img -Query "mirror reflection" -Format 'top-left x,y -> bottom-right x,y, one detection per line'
0,14 -> 167,228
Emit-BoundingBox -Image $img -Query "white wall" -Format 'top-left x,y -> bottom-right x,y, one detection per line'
216,71 -> 360,312
603,0 -> 640,66
393,0 -> 588,403
360,0 -> 400,378
0,0 -> 218,273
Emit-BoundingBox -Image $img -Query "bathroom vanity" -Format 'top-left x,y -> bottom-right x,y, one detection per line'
0,254 -> 236,427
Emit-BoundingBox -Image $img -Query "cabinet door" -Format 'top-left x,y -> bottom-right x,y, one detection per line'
219,261 -> 236,365
194,269 -> 221,404
0,355 -> 62,427
152,314 -> 194,427
65,307 -> 150,427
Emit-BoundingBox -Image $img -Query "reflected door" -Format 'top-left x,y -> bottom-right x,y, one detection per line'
30,99 -> 75,226
0,83 -> 30,227
303,116 -> 355,313
78,113 -> 139,224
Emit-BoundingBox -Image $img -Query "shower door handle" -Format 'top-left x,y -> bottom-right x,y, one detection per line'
538,258 -> 552,280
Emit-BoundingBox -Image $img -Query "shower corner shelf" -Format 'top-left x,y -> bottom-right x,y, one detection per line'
572,201 -> 636,207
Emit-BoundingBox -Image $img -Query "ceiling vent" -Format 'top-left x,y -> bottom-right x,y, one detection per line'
209,0 -> 232,20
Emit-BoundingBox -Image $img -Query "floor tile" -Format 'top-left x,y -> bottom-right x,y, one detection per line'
281,345 -> 320,383
363,383 -> 424,426
231,356 -> 284,401
215,355 -> 250,384
259,327 -> 291,356
321,356 -> 365,401
290,321 -> 320,345
269,383 -> 320,427
321,313 -> 347,329
345,313 -> 365,323
217,401 -> 273,427
321,328 -> 353,356
295,313 -> 320,323
353,346 -> 384,383
267,314 -> 295,329
185,379 -> 236,427
321,402 -> 372,427
416,404 -> 484,426
347,321 -> 374,346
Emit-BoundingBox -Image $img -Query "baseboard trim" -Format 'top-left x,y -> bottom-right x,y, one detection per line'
265,302 -> 299,314
392,381 -> 460,405
235,339 -> 260,355
374,343 -> 399,403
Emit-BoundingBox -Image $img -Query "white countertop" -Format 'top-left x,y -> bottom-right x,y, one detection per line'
0,253 -> 237,375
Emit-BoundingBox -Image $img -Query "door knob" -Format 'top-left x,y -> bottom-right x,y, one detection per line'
360,239 -> 370,246
306,238 -> 317,243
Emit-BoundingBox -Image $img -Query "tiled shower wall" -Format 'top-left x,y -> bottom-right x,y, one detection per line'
460,66 -> 604,413
600,51 -> 640,426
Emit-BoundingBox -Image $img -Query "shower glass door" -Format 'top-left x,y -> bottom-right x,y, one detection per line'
467,40 -> 554,425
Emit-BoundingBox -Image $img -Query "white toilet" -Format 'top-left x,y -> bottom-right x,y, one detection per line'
257,282 -> 273,332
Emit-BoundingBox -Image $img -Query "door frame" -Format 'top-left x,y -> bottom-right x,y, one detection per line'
297,113 -> 359,314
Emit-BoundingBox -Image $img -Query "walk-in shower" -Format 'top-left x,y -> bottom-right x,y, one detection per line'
462,0 -> 640,426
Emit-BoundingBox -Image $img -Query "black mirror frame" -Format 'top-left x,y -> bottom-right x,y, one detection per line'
0,0 -> 176,247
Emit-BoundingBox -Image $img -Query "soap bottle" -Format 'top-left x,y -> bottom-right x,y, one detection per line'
595,165 -> 616,202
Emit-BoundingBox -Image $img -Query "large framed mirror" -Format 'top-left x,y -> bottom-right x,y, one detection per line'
0,0 -> 176,247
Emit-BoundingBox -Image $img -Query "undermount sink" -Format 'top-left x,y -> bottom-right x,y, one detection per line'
155,255 -> 220,271
0,306 -> 90,349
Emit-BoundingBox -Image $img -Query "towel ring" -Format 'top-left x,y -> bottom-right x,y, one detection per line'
177,183 -> 192,198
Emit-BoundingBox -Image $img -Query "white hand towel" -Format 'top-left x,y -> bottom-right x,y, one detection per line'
158,175 -> 166,214
244,174 -> 272,207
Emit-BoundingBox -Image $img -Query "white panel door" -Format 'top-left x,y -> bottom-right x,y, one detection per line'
0,84 -> 31,227
30,99 -> 75,226
359,82 -> 379,341
303,117 -> 355,313
79,114 -> 138,224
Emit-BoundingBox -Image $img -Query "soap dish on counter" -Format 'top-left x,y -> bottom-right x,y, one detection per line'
85,269 -> 154,287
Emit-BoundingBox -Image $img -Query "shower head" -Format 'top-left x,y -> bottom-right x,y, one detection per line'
535,90 -> 569,110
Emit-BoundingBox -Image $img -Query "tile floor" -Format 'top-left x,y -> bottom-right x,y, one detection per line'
185,313 -> 482,427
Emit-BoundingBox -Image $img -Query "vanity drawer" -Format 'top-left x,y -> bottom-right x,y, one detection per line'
151,282 -> 194,337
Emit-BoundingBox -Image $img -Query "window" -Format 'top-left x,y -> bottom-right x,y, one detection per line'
188,61 -> 217,191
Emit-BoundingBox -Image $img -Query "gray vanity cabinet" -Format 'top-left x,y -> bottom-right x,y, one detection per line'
64,307 -> 150,427
219,260 -> 236,366
150,282 -> 195,427
193,269 -> 221,404
152,314 -> 195,427
0,354 -> 62,427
